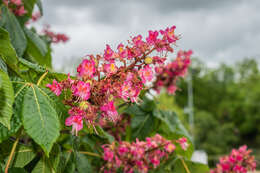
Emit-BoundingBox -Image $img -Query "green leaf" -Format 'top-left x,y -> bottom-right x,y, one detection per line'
0,69 -> 14,129
22,85 -> 60,156
0,109 -> 21,143
36,0 -> 43,15
18,58 -> 46,73
75,153 -> 93,173
24,28 -> 47,56
24,32 -> 52,68
12,145 -> 36,168
153,110 -> 191,139
39,88 -> 68,127
96,126 -> 115,143
1,6 -> 27,57
57,152 -> 76,173
125,104 -> 156,140
31,144 -> 61,173
8,167 -> 28,173
0,58 -> 7,73
31,156 -> 53,173
0,83 -> 26,143
172,159 -> 209,173
0,27 -> 18,71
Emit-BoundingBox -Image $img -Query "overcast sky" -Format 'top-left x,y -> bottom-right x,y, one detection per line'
38,0 -> 260,71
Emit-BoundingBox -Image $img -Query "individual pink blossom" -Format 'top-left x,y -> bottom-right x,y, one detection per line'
102,147 -> 114,162
100,101 -> 118,121
104,45 -> 114,62
132,35 -> 143,47
71,81 -> 91,100
165,143 -> 176,153
77,59 -> 96,78
31,12 -> 41,22
65,115 -> 83,136
160,26 -> 177,43
14,6 -> 27,16
103,63 -> 118,75
146,30 -> 159,45
176,137 -> 189,150
167,85 -> 177,95
117,43 -> 127,58
138,65 -> 154,84
46,80 -> 62,96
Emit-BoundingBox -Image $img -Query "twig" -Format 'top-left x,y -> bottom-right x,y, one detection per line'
37,70 -> 48,86
180,158 -> 191,173
5,132 -> 21,173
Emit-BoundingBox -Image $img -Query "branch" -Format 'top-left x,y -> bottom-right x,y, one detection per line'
5,132 -> 21,173
180,158 -> 191,173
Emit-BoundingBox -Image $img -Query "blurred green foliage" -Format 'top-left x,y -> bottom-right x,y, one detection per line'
173,58 -> 260,165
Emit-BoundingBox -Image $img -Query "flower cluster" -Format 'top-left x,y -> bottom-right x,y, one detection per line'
211,145 -> 257,173
153,50 -> 192,95
101,134 -> 189,173
42,25 -> 69,43
47,26 -> 186,135
3,0 -> 27,16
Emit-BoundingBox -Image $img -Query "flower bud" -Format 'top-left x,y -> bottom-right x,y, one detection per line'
144,56 -> 153,64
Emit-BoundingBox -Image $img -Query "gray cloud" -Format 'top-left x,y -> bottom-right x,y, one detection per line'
37,0 -> 260,71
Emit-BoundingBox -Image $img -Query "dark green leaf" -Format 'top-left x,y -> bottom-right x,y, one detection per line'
22,85 -> 60,156
24,28 -> 47,56
1,6 -> 27,57
12,145 -> 36,168
0,69 -> 14,129
36,0 -> 43,15
153,110 -> 191,139
76,153 -> 93,173
0,27 -> 18,71
8,167 -> 28,173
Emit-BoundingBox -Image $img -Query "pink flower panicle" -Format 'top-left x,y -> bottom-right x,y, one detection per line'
211,145 -> 257,173
4,0 -> 27,16
153,49 -> 192,95
42,25 -> 69,44
101,134 -> 188,173
46,26 -> 191,134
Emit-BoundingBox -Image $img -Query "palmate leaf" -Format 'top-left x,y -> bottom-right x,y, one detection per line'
22,84 -> 60,156
125,103 -> 156,140
11,145 -> 36,168
153,110 -> 191,139
0,69 -> 14,129
36,0 -> 43,16
0,82 -> 26,143
0,27 -> 19,72
75,153 -> 93,173
24,28 -> 52,68
1,6 -> 27,57
32,144 -> 61,173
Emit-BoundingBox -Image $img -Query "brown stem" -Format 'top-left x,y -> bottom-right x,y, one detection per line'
79,151 -> 102,158
5,133 -> 21,173
180,158 -> 191,173
37,70 -> 48,86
